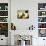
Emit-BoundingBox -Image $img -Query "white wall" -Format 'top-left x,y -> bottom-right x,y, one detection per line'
11,0 -> 38,45
11,0 -> 46,46
11,0 -> 38,30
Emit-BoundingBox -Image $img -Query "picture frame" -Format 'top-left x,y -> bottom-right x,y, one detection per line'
38,29 -> 46,37
17,10 -> 29,19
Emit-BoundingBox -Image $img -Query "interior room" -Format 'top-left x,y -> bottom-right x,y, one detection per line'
0,0 -> 46,46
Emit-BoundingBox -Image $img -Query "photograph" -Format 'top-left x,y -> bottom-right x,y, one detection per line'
17,10 -> 29,19
0,3 -> 8,10
38,3 -> 46,10
38,23 -> 46,28
38,29 -> 46,37
0,23 -> 8,37
38,11 -> 46,16
38,17 -> 46,22
0,17 -> 8,22
0,11 -> 8,16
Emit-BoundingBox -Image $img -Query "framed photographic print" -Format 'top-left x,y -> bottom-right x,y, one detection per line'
38,29 -> 46,37
38,3 -> 46,10
0,17 -> 8,22
0,23 -> 8,37
17,10 -> 29,19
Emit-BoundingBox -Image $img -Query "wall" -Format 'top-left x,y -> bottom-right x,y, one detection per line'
11,1 -> 38,45
11,0 -> 38,30
11,0 -> 46,46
